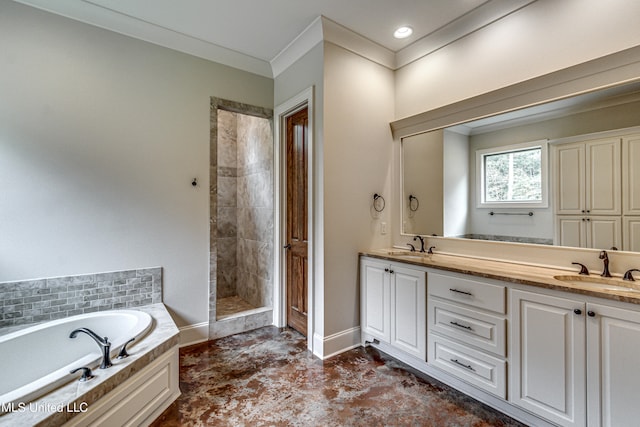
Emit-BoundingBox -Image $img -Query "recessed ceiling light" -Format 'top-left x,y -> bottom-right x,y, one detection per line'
393,26 -> 413,39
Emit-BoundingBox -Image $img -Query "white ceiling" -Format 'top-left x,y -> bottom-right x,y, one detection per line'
12,0 -> 535,77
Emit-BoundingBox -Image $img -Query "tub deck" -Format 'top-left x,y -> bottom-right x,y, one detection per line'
0,303 -> 179,426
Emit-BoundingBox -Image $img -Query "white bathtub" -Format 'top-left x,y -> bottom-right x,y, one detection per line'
0,310 -> 153,407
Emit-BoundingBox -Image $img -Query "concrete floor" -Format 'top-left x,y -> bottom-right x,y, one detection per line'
151,326 -> 525,426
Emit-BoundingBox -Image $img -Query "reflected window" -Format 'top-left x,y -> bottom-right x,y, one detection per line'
476,140 -> 548,208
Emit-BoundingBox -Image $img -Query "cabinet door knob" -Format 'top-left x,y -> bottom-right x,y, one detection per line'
587,311 -> 596,317
384,268 -> 389,272
574,309 -> 582,315
389,270 -> 394,274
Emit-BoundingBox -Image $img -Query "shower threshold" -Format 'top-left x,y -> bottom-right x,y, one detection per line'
216,296 -> 270,321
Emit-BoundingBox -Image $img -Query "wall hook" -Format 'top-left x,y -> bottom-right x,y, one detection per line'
192,178 -> 198,187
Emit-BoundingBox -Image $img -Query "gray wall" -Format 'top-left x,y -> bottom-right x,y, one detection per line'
0,1 -> 273,328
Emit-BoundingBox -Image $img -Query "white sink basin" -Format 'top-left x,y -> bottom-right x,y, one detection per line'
553,275 -> 640,293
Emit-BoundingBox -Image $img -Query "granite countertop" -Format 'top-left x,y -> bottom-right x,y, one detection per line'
361,248 -> 640,305
0,303 -> 179,427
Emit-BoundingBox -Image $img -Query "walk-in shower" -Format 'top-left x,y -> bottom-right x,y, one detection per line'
209,98 -> 274,339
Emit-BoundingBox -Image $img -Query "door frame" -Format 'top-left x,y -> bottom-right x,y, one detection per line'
274,86 -> 314,350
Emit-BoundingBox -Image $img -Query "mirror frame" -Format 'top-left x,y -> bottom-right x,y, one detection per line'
390,45 -> 640,247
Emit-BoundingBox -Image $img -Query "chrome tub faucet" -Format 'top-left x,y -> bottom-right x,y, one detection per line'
69,327 -> 113,369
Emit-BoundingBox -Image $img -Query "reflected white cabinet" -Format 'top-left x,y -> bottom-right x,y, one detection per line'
587,303 -> 640,427
555,215 -> 621,249
622,134 -> 640,250
510,289 -> 586,427
622,134 -> 640,215
554,138 -> 621,216
553,137 -> 622,248
360,257 -> 426,359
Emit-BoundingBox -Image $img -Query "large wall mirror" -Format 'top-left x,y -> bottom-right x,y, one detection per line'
400,79 -> 640,252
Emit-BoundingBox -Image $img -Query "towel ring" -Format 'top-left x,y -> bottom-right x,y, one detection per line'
373,193 -> 385,212
409,194 -> 419,212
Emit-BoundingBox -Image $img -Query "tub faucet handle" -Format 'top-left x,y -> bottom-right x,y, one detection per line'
117,338 -> 136,359
70,366 -> 95,382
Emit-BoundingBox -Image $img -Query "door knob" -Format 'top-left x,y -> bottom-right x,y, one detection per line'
283,244 -> 291,250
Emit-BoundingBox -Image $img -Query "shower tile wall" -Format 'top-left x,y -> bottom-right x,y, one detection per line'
217,109 -> 238,300
216,110 -> 273,309
236,114 -> 273,309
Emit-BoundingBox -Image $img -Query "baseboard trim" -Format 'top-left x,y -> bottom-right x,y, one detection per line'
314,326 -> 361,359
178,322 -> 209,347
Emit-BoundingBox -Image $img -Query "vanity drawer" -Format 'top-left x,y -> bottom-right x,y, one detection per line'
429,334 -> 506,399
428,298 -> 506,357
428,271 -> 506,314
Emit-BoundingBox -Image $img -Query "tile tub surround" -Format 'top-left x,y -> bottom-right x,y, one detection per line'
0,267 -> 162,328
151,326 -> 524,427
0,303 -> 179,427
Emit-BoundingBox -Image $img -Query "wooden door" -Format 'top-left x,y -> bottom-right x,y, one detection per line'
285,107 -> 308,335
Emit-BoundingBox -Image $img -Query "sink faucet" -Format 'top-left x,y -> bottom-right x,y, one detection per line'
413,235 -> 425,253
623,269 -> 640,281
599,250 -> 612,278
69,327 -> 113,369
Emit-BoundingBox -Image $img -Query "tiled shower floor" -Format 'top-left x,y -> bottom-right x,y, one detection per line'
151,326 -> 526,426
216,295 -> 257,319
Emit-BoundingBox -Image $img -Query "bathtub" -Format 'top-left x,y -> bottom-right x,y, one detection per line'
0,310 -> 153,408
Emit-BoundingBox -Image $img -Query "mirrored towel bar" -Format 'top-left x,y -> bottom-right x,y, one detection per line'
489,211 -> 534,216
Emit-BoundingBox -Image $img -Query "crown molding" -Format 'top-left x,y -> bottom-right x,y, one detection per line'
395,0 -> 536,69
12,0 -> 273,77
270,16 -> 324,78
14,0 -> 537,79
320,17 -> 395,70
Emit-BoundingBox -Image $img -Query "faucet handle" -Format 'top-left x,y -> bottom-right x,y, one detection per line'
406,243 -> 416,252
427,246 -> 436,255
571,262 -> 589,275
623,269 -> 640,281
70,366 -> 95,382
117,338 -> 136,359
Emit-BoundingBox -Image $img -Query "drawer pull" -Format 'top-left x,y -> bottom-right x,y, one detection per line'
449,288 -> 473,296
450,321 -> 473,331
450,358 -> 475,371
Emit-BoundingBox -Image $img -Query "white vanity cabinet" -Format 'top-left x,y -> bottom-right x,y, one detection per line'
586,302 -> 640,427
511,289 -> 640,427
360,257 -> 426,359
510,289 -> 586,427
427,271 -> 507,398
